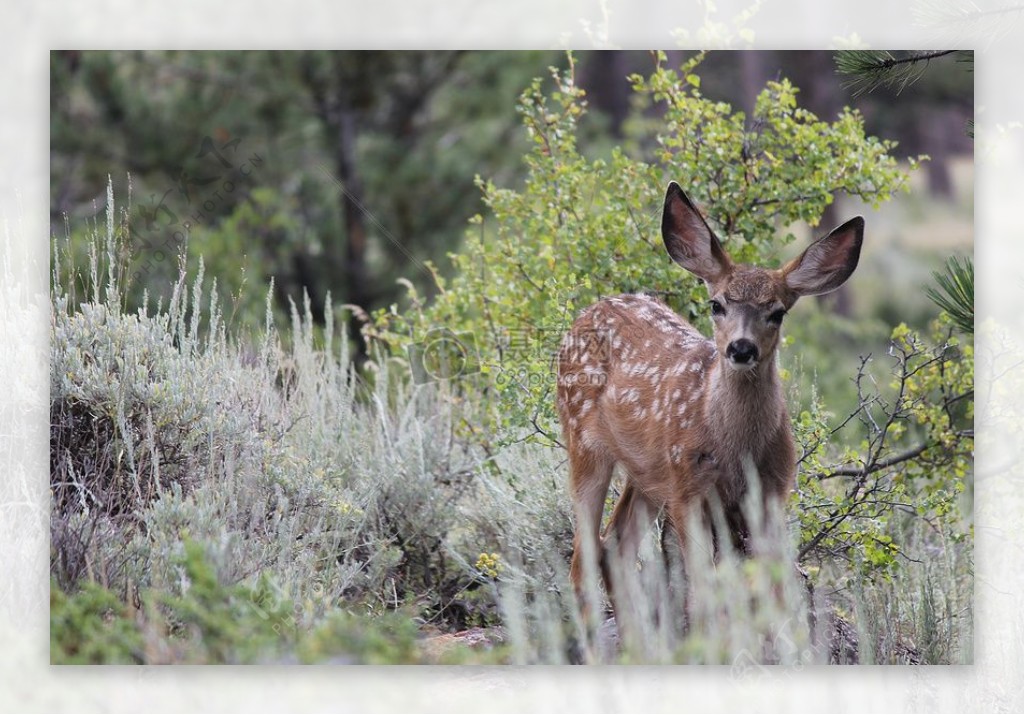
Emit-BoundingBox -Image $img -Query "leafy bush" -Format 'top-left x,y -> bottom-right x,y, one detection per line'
794,315 -> 973,575
369,51 -> 918,442
50,578 -> 144,664
51,540 -> 424,664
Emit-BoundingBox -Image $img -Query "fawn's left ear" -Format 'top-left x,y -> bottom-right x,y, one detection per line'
661,181 -> 733,284
782,216 -> 864,297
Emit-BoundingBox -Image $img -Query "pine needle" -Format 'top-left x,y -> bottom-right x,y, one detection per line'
834,50 -> 957,97
925,255 -> 974,334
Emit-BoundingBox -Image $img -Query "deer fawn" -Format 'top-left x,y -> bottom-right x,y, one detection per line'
557,181 -> 864,624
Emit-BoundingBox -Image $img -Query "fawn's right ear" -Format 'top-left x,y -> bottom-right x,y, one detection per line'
661,182 -> 732,284
782,216 -> 865,297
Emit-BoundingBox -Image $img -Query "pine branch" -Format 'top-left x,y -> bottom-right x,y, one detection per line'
833,50 -> 956,96
925,255 -> 974,334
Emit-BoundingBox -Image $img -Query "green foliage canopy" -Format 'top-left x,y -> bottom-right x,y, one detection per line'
371,51 -> 919,442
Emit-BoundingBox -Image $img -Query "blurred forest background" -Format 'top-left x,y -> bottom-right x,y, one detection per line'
49,51 -> 974,665
50,50 -> 972,350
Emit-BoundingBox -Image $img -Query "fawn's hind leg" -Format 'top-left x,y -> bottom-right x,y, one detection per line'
601,482 -> 658,643
601,482 -> 658,588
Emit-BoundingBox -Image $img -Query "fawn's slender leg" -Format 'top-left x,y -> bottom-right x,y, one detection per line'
603,482 -> 657,571
664,497 -> 717,632
665,497 -> 716,566
601,482 -> 658,645
568,448 -> 615,625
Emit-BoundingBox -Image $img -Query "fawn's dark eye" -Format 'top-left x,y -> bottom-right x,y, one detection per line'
710,299 -> 726,317
767,308 -> 787,325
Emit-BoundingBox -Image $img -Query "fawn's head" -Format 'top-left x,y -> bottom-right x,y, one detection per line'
661,182 -> 864,373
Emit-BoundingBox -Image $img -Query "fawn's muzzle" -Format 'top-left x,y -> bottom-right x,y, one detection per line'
726,338 -> 758,365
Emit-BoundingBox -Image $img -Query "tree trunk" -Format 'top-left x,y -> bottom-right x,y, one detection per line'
921,110 -> 954,198
740,51 -> 769,119
335,104 -> 370,363
580,51 -> 631,137
790,51 -> 852,317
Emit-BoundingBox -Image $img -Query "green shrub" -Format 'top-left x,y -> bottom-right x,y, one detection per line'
794,315 -> 973,578
51,541 -> 427,664
50,579 -> 144,664
297,608 -> 421,665
369,51 -> 918,442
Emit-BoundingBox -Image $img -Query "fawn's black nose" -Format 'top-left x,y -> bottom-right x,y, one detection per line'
726,338 -> 758,364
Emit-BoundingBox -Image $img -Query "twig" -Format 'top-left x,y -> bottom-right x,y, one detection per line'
813,442 -> 928,480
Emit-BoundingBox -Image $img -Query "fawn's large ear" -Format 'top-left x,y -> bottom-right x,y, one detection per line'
661,182 -> 732,284
782,216 -> 865,297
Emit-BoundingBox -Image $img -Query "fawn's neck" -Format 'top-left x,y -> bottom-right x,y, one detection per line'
705,355 -> 785,459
